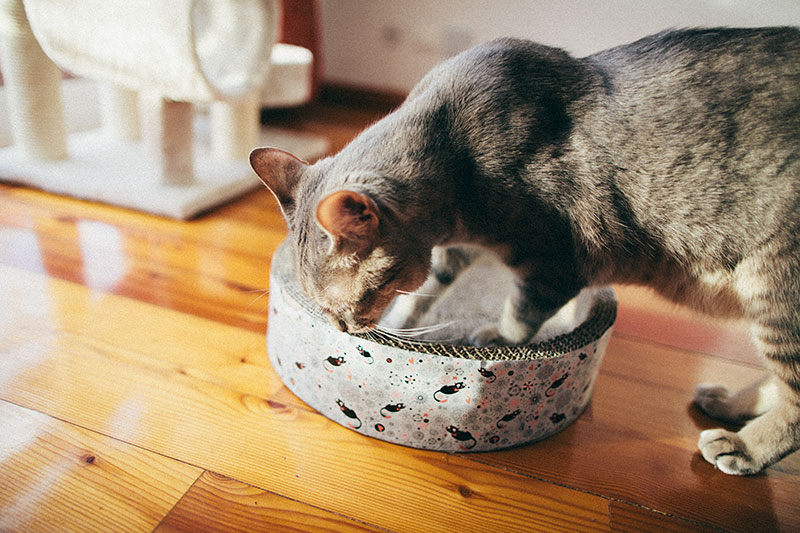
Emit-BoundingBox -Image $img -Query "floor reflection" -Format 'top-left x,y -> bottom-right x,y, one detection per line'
76,220 -> 127,293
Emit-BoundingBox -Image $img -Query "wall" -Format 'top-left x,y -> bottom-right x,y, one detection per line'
318,0 -> 800,93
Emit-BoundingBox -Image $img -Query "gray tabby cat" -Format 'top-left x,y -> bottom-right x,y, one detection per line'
250,27 -> 799,475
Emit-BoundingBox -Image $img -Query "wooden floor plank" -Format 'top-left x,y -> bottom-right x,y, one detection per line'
0,400 -> 201,533
0,263 -> 283,402
2,99 -> 798,531
0,185 -> 284,334
3,255 -> 799,531
469,336 -> 800,531
156,471 -> 385,533
607,501 -> 720,532
613,285 -> 761,365
0,265 -> 611,533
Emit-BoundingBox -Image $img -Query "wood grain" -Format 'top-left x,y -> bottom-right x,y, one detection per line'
473,335 -> 800,531
157,472 -> 385,532
0,400 -> 200,532
1,98 -> 798,531
0,186 -> 285,334
607,501 -> 720,532
0,265 -> 611,533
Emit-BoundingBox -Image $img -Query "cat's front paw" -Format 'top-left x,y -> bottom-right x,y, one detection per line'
469,325 -> 505,347
469,324 -> 529,347
698,429 -> 762,475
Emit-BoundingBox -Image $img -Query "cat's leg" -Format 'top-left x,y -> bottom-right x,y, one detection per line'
695,374 -> 778,423
697,253 -> 800,474
470,273 -> 578,346
698,380 -> 800,475
386,246 -> 479,329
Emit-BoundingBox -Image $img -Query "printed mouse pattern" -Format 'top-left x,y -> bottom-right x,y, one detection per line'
267,279 -> 613,453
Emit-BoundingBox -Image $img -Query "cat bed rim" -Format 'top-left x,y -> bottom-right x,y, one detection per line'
273,242 -> 617,361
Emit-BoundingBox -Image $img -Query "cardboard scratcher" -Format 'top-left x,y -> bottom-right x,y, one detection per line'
268,240 -> 616,452
0,0 -> 327,219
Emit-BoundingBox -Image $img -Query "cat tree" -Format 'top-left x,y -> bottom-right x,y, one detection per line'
0,0 -> 326,218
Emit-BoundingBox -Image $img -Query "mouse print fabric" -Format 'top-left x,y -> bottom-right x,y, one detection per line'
267,243 -> 613,452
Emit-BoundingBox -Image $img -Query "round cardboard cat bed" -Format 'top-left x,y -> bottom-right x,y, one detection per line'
267,241 -> 616,452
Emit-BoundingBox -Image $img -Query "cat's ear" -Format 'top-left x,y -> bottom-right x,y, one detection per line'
316,190 -> 380,254
249,147 -> 307,211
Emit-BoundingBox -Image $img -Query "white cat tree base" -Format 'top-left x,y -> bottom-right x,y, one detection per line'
0,0 -> 327,219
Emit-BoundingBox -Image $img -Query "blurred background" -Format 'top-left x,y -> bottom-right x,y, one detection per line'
304,0 -> 800,94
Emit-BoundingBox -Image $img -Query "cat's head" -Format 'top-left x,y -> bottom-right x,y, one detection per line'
250,147 -> 432,334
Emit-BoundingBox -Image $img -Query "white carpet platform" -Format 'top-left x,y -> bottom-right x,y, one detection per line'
0,77 -> 328,219
0,0 -> 328,219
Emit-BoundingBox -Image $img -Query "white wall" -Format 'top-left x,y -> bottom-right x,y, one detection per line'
318,0 -> 800,93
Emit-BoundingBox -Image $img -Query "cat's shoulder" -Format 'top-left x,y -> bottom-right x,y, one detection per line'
450,37 -> 576,70
414,37 -> 584,98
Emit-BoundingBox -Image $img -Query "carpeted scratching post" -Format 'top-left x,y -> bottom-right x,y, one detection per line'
0,0 -> 327,218
99,85 -> 140,143
0,0 -> 66,161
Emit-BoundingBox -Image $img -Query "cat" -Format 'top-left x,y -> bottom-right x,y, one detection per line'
445,425 -> 477,450
380,402 -> 406,418
433,382 -> 466,403
335,399 -> 362,429
251,27 -> 800,475
545,373 -> 570,397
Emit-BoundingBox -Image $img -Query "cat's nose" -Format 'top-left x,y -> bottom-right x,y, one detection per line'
325,313 -> 349,332
326,310 -> 374,334
322,309 -> 349,332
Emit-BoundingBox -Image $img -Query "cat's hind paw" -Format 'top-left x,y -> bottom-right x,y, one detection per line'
698,429 -> 762,475
694,378 -> 775,423
694,384 -> 732,420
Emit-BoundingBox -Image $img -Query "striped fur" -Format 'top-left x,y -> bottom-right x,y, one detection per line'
252,28 -> 800,475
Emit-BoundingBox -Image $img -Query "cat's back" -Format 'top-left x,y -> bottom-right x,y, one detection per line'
583,28 -> 799,265
587,27 -> 800,131
590,27 -> 799,83
581,27 -> 799,197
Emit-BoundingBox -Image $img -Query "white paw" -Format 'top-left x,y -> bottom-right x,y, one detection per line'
694,383 -> 731,419
698,429 -> 761,475
379,294 -> 421,330
469,325 -> 504,347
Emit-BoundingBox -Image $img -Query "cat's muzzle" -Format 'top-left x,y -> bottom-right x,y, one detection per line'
327,312 -> 374,334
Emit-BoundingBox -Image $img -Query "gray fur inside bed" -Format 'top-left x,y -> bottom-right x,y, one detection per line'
380,247 -> 595,346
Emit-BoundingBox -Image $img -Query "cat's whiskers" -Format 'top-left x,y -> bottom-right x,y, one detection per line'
364,329 -> 383,345
369,328 -> 430,346
394,289 -> 438,298
373,320 -> 463,344
246,288 -> 271,310
378,322 -> 452,335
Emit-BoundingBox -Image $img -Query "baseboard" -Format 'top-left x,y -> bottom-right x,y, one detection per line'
318,83 -> 408,113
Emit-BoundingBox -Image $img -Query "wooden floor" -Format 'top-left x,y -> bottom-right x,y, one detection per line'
1,99 -> 799,532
